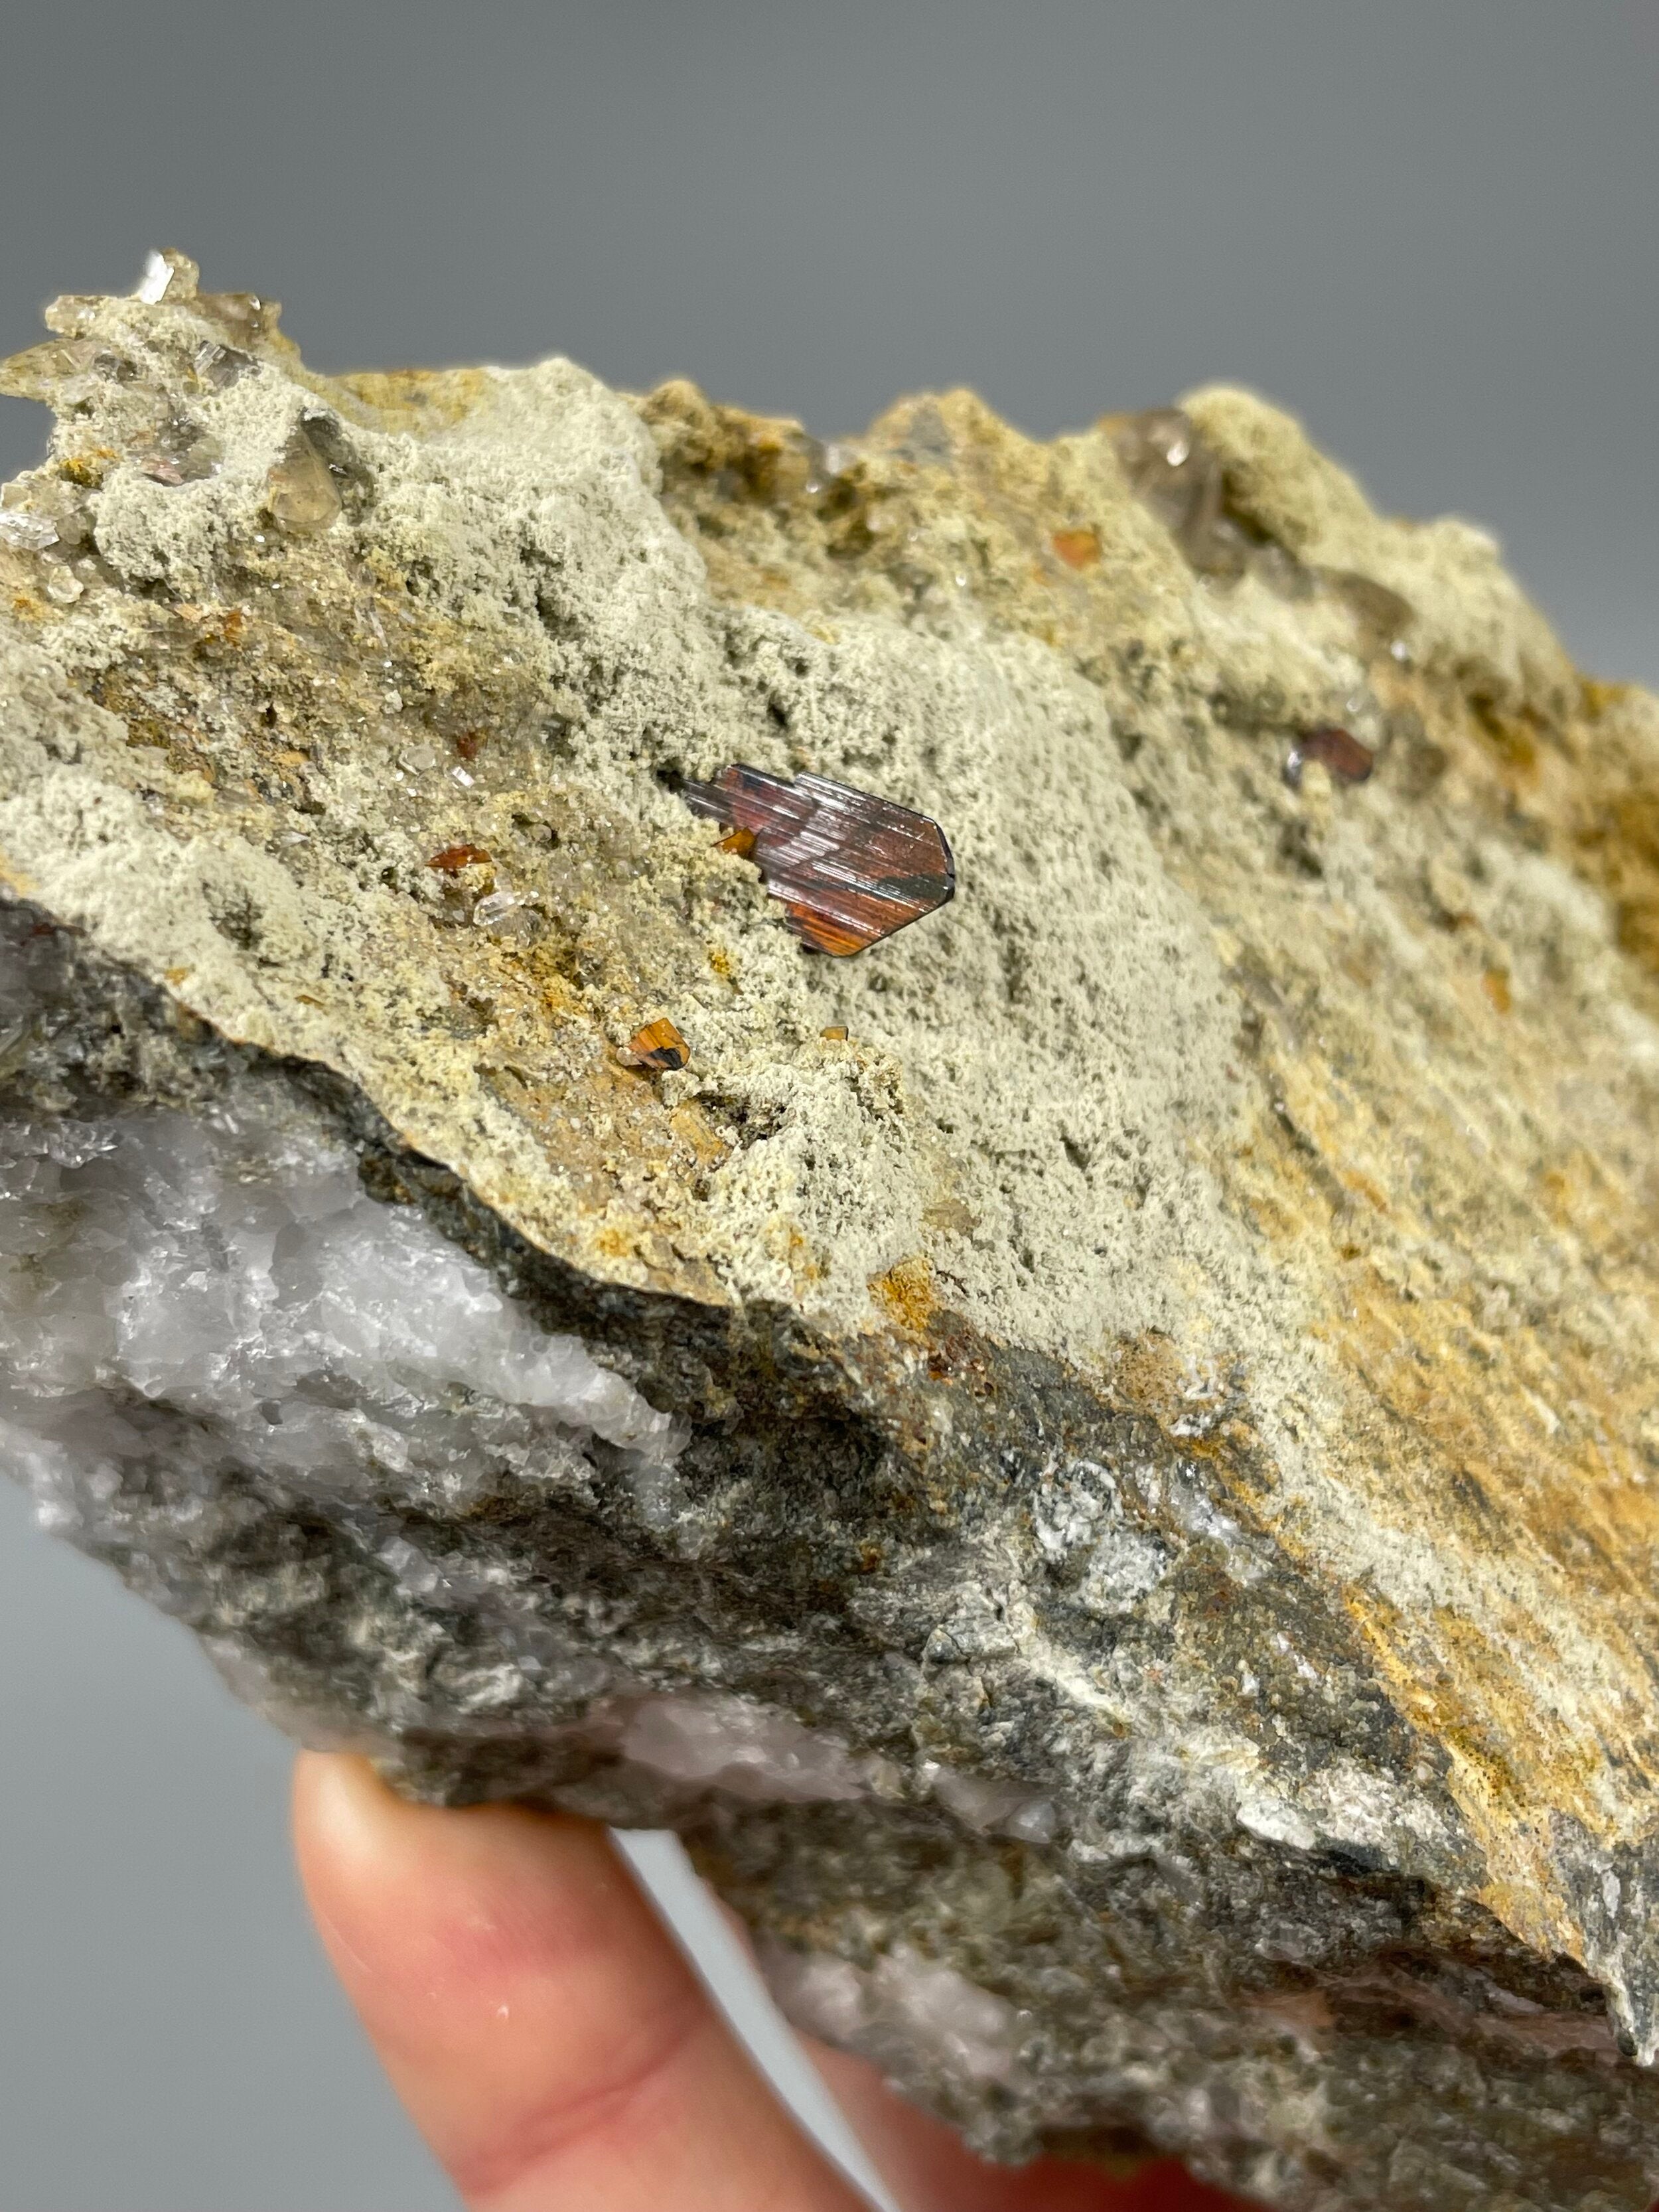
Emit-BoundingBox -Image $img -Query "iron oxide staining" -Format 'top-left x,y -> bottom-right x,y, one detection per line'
684,763 -> 955,956
624,1018 -> 691,1072
1283,726 -> 1375,790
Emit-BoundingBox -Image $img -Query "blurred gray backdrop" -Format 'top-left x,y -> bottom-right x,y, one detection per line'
1,3 -> 1656,2207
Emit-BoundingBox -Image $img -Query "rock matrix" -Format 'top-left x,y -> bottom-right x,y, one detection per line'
5,251 -> 1659,2210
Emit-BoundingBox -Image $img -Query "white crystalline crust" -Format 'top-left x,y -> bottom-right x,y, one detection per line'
0,1098 -> 682,1487
0,936 -> 682,1595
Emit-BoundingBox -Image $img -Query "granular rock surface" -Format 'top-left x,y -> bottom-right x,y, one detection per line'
5,251 -> 1659,2210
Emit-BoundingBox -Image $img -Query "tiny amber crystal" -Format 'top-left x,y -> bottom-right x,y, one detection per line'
1050,526 -> 1102,571
626,1019 -> 691,1072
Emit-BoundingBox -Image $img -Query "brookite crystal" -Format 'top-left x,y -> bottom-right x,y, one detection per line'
682,764 -> 956,956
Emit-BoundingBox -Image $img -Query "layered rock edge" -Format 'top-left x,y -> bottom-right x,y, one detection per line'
4,254 -> 1659,2208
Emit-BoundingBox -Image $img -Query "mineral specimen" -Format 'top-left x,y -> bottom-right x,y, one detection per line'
5,252 -> 1659,2211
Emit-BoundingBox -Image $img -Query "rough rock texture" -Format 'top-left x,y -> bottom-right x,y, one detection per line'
5,252 -> 1659,2210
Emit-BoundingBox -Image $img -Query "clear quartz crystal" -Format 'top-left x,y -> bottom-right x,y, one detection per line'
137,414 -> 224,486
133,248 -> 200,305
0,341 -> 89,401
6,478 -> 92,552
1111,406 -> 1251,579
472,889 -> 541,940
135,251 -> 172,304
0,510 -> 60,553
192,338 -> 257,390
265,423 -> 342,536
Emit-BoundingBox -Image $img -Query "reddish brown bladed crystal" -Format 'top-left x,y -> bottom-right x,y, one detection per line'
683,765 -> 955,955
1283,725 -> 1374,790
1301,726 -> 1374,783
425,842 -> 492,873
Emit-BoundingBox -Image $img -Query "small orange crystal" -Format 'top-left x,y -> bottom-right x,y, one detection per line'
426,843 -> 492,873
625,1018 -> 691,1072
1050,526 -> 1102,571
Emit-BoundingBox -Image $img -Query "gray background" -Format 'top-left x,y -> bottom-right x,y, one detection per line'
1,3 -> 1655,2206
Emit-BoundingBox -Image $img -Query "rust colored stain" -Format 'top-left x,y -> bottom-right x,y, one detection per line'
870,1254 -> 937,1334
